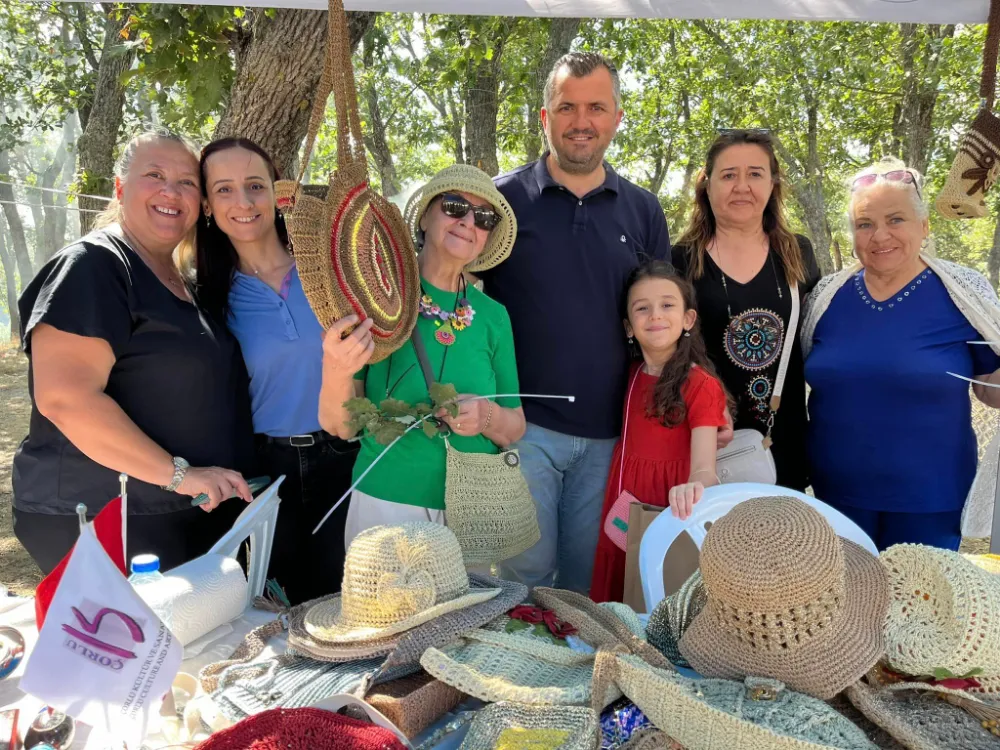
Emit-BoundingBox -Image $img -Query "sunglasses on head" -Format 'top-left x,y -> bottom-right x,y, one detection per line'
851,170 -> 922,199
717,127 -> 773,136
438,193 -> 500,231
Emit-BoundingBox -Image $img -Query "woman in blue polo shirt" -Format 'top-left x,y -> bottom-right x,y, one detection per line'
802,157 -> 1000,551
195,137 -> 359,604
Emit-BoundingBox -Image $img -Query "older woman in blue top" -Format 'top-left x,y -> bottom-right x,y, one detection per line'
195,137 -> 359,604
802,157 -> 1000,551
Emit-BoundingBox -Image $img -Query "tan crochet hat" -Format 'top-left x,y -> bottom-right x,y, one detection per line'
881,544 -> 1000,679
459,702 -> 600,750
403,164 -> 517,273
679,496 -> 889,700
304,523 -> 501,643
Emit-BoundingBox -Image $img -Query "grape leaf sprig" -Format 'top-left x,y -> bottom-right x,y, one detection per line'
345,382 -> 461,445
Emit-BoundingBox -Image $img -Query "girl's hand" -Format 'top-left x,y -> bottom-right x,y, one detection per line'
668,481 -> 704,520
323,316 -> 374,377
437,395 -> 491,437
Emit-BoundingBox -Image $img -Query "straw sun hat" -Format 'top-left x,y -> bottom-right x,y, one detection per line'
403,164 -> 517,273
678,496 -> 889,700
304,523 -> 501,643
880,544 -> 1000,679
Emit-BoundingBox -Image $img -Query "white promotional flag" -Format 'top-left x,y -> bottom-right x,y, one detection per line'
20,524 -> 182,749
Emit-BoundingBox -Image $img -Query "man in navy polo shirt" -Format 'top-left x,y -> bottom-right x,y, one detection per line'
478,52 -> 671,593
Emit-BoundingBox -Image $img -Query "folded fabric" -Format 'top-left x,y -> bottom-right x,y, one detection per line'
600,698 -> 652,749
459,702 -> 600,750
421,627 -> 618,707
599,652 -> 877,750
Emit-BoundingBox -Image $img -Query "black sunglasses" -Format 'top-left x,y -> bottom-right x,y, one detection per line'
717,127 -> 773,136
438,193 -> 500,231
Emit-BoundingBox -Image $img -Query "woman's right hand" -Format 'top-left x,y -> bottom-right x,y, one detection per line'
323,315 -> 375,377
177,467 -> 252,512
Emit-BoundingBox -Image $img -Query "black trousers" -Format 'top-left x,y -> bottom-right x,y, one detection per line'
254,434 -> 359,605
12,500 -> 244,576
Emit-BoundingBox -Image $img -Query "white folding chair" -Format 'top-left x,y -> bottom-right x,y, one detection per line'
206,475 -> 285,608
637,482 -> 877,614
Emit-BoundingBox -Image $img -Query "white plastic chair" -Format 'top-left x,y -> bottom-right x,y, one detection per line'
637,482 -> 877,614
206,475 -> 285,609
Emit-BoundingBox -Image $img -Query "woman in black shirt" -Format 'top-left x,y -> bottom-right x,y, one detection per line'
12,130 -> 255,574
671,130 -> 820,491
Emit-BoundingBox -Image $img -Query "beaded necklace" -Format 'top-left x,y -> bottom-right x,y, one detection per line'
419,275 -> 475,346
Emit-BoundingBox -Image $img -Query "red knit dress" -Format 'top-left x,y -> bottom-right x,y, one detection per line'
590,363 -> 727,603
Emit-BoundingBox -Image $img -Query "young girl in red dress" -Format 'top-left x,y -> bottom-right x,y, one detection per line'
590,260 -> 731,603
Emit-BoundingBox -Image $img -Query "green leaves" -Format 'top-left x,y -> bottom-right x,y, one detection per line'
343,382 -> 462,445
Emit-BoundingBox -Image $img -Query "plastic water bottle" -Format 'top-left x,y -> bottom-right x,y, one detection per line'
128,554 -> 172,630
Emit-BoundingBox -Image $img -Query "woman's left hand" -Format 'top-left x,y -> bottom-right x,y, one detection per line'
437,394 -> 491,437
668,481 -> 705,521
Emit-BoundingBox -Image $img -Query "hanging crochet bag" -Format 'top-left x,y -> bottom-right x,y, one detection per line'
410,333 -> 540,567
937,0 -> 1000,219
274,0 -> 419,362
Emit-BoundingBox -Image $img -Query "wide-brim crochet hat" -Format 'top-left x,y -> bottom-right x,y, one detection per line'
403,164 -> 517,273
304,523 -> 501,643
880,544 -> 1000,679
845,677 -> 1000,750
599,652 -> 878,750
193,706 -> 408,750
459,702 -> 600,750
420,626 -> 619,707
679,496 -> 888,699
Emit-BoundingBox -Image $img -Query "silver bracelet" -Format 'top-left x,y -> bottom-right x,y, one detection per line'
162,456 -> 189,492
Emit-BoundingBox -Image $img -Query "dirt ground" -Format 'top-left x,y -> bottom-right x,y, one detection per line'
0,341 -> 41,595
0,347 -> 991,597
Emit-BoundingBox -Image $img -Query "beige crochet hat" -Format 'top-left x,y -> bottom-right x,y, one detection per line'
679,496 -> 889,700
459,702 -> 600,750
404,164 -> 517,273
881,544 -> 1000,679
304,523 -> 501,643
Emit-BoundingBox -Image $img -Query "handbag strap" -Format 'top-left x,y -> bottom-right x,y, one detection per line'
617,367 -> 641,497
983,0 -> 1000,110
762,279 -> 799,446
295,0 -> 368,185
410,328 -> 435,391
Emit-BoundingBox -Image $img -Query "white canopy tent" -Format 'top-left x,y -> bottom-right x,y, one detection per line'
74,0 -> 991,24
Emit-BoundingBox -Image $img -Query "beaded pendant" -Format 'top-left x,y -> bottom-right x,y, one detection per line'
419,293 -> 475,347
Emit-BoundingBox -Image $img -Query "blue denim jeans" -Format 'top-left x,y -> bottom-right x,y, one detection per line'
498,423 -> 617,593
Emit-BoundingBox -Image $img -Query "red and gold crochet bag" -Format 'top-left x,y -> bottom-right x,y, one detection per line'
274,0 -> 418,362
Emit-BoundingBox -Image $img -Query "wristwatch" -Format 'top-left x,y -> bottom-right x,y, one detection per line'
162,456 -> 190,492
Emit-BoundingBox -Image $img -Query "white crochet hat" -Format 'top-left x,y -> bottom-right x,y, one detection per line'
304,523 -> 501,643
881,544 -> 1000,678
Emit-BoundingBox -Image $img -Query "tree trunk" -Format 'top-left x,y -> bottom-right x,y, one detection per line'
0,150 -> 35,285
361,33 -> 399,197
525,17 -> 582,162
44,116 -> 78,260
988,209 -> 1000,291
213,10 -> 376,178
464,24 -> 511,177
76,6 -> 136,233
0,217 -> 19,341
446,92 -> 465,165
784,101 -> 834,275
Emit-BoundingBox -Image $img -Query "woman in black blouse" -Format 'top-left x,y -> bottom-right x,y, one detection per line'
671,130 -> 820,491
12,129 -> 255,574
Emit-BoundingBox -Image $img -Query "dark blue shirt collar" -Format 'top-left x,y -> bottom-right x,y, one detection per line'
532,152 -> 620,197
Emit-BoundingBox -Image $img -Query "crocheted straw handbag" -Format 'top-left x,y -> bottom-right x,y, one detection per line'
273,0 -> 418,362
645,570 -> 706,668
937,0 -> 1000,219
364,671 -> 464,740
459,702 -> 601,750
411,331 -> 540,566
594,651 -> 878,750
678,496 -> 888,700
193,707 -> 407,750
880,544 -> 1000,679
617,729 -> 684,750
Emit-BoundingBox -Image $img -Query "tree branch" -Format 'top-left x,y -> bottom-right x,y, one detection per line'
71,3 -> 101,71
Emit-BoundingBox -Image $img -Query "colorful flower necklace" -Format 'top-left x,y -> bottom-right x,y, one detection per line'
419,276 -> 475,346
